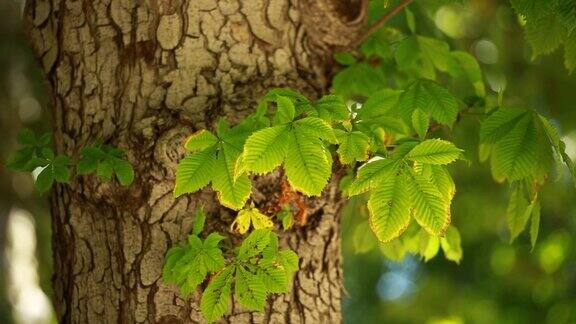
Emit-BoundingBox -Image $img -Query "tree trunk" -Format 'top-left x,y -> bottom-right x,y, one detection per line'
24,0 -> 364,322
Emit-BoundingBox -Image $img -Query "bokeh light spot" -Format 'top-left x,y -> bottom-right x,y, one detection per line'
490,245 -> 516,276
473,40 -> 499,64
434,6 -> 467,39
537,232 -> 571,274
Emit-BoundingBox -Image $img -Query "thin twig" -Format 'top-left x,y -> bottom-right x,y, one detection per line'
351,0 -> 414,48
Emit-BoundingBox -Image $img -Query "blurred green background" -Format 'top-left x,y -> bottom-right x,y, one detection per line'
1,0 -> 575,323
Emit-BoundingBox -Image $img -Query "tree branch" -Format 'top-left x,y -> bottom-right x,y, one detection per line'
350,0 -> 414,48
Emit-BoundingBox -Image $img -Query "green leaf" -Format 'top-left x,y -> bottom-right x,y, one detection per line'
237,229 -> 272,261
420,164 -> 456,200
565,30 -> 576,72
163,232 -> 227,298
96,158 -> 114,181
38,133 -> 52,146
241,125 -> 290,174
201,266 -> 234,323
559,141 -> 576,184
367,173 -> 412,242
261,232 -> 279,263
538,115 -> 576,182
336,131 -> 371,164
184,130 -> 218,152
394,141 -> 419,158
417,36 -> 455,73
397,80 -> 459,127
369,117 -> 410,137
510,0 -> 547,17
478,143 -> 492,163
217,117 -> 261,148
52,155 -> 71,183
411,109 -> 429,139
332,62 -> 387,98
480,107 -> 529,144
525,12 -> 566,58
507,183 -> 531,243
212,143 -> 252,210
452,51 -> 485,97
174,148 -> 217,197
284,129 -> 331,196
35,167 -> 54,193
273,207 -> 290,228
258,265 -> 289,293
419,230 -> 440,262
538,115 -> 561,148
440,226 -> 463,264
334,52 -> 357,65
112,158 -> 134,186
192,207 -> 206,236
380,239 -> 409,262
7,149 -> 33,171
361,29 -> 393,59
76,144 -> 134,186
293,117 -> 337,144
554,0 -> 576,31
314,95 -> 349,122
395,36 -> 433,78
201,233 -> 227,271
235,266 -> 266,311
162,247 -> 186,283
407,170 -> 451,236
17,129 -> 37,145
406,139 -> 462,165
353,221 -> 378,253
8,130 -> 54,172
348,158 -> 400,196
262,88 -> 310,105
405,7 -> 416,33
273,96 -> 296,125
76,151 -> 99,175
358,89 -> 402,121
278,249 -> 299,273
530,199 -> 541,249
40,147 -> 54,160
490,115 -> 539,181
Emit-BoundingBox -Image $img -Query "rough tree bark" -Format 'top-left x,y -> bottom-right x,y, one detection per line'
24,0 -> 365,322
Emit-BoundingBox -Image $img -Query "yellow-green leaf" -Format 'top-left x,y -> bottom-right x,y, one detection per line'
367,173 -> 412,242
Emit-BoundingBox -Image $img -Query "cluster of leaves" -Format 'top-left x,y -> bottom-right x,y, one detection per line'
7,129 -> 70,192
167,1 -> 575,320
76,141 -> 135,186
175,78 -> 469,257
351,212 -> 463,263
510,0 -> 576,71
382,224 -> 463,264
479,107 -> 576,246
163,209 -> 298,323
7,129 -> 134,192
173,111 -> 267,209
346,139 -> 462,241
333,10 -> 484,99
327,1 -> 574,259
175,90 -> 347,204
177,76 -> 472,239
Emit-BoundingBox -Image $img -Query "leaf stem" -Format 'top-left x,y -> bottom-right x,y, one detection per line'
351,0 -> 414,48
